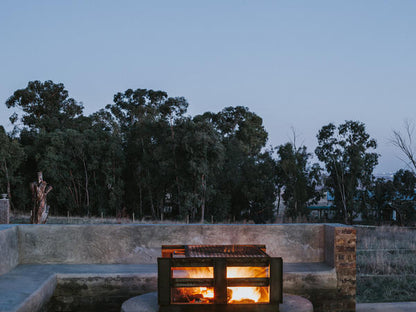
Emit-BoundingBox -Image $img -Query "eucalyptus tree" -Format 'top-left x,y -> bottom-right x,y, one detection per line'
391,169 -> 416,226
315,121 -> 378,224
0,126 -> 25,210
4,80 -> 124,216
5,80 -> 84,133
195,106 -> 274,222
175,118 -> 225,222
366,178 -> 394,225
106,88 -> 188,219
276,142 -> 321,220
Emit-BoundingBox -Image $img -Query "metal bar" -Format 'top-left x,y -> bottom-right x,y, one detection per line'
170,258 -> 215,267
227,278 -> 269,287
169,257 -> 270,267
226,258 -> 270,266
172,278 -> 214,287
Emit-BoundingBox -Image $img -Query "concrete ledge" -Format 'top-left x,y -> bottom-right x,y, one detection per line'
0,263 -> 333,312
0,264 -> 157,312
17,224 -> 325,264
121,292 -> 314,312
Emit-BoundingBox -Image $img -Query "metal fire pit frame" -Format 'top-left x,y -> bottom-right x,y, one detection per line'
158,245 -> 283,312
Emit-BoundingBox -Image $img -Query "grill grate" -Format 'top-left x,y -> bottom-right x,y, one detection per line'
184,245 -> 268,258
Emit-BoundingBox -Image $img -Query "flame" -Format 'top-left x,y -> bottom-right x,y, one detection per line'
226,267 -> 269,303
173,266 -> 269,304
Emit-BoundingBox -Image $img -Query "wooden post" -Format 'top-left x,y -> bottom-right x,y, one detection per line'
132,212 -> 135,222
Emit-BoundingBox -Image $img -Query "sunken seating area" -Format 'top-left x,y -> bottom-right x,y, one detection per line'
0,224 -> 356,312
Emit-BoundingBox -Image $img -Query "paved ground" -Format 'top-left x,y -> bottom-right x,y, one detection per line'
357,302 -> 416,312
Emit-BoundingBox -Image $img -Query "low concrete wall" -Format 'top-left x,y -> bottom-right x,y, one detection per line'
0,198 -> 9,224
0,225 -> 19,275
46,275 -> 157,312
18,224 -> 325,265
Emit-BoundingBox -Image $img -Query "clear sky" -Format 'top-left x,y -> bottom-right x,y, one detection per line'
1,0 -> 415,173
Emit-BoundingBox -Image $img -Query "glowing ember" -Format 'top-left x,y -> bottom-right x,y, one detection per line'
173,266 -> 269,304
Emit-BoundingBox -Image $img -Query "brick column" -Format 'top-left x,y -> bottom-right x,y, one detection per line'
0,195 -> 10,224
333,226 -> 356,312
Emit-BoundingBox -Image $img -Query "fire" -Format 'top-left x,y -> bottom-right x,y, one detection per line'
173,266 -> 269,304
227,267 -> 269,303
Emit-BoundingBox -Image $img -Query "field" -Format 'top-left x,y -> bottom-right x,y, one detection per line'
356,226 -> 416,303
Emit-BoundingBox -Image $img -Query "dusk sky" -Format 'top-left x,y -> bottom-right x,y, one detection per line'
1,1 -> 415,174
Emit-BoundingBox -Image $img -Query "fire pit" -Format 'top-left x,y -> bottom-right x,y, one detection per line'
158,245 -> 283,311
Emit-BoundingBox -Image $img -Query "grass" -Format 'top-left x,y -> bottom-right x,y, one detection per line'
356,226 -> 416,303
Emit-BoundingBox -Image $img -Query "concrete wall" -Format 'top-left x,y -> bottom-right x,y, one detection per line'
0,198 -> 9,224
18,224 -> 325,264
324,224 -> 336,267
0,225 -> 19,274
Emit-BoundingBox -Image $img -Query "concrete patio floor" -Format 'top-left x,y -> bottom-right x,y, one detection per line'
357,302 -> 416,312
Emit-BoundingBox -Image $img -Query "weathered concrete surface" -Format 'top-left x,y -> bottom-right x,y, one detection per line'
48,275 -> 157,311
18,224 -> 325,264
0,264 -> 157,312
0,225 -> 19,275
324,224 -> 335,267
356,302 -> 416,312
0,262 -> 334,312
121,292 -> 314,312
0,199 -> 9,224
0,224 -> 353,312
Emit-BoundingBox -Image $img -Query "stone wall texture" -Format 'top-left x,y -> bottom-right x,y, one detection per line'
0,225 -> 19,275
5,223 -> 355,312
18,224 -> 325,264
0,199 -> 9,224
319,225 -> 356,312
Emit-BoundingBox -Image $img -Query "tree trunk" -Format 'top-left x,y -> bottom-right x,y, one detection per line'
170,121 -> 182,213
30,172 -> 52,224
200,174 -> 206,223
2,160 -> 12,211
82,158 -> 90,217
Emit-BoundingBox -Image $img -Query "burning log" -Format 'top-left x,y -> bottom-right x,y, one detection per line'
30,172 -> 52,224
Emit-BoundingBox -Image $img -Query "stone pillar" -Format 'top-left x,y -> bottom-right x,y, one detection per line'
322,225 -> 356,312
0,194 -> 10,224
333,226 -> 356,312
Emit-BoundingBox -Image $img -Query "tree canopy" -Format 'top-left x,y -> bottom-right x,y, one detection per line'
2,81 -> 416,226
315,121 -> 379,224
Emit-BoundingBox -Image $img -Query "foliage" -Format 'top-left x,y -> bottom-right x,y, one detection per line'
0,126 -> 25,209
5,80 -> 405,225
276,142 -> 321,220
391,169 -> 416,226
5,80 -> 84,132
315,121 -> 378,224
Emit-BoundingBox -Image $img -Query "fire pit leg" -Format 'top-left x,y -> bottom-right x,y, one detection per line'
214,259 -> 227,304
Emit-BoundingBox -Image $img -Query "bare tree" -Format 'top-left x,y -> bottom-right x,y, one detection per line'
392,120 -> 416,174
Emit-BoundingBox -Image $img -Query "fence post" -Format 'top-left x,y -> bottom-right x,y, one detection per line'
0,194 -> 10,224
